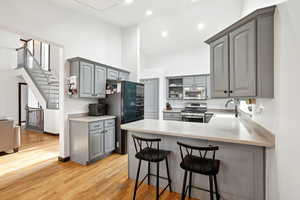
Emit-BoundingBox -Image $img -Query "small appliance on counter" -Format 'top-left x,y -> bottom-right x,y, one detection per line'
88,103 -> 107,116
101,80 -> 144,154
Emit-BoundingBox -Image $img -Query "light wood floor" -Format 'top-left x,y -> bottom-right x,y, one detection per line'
0,130 -> 197,200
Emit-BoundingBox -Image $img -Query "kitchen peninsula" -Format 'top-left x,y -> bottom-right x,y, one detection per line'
121,113 -> 275,200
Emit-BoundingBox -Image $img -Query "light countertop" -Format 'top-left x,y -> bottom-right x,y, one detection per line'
69,115 -> 116,123
121,113 -> 275,147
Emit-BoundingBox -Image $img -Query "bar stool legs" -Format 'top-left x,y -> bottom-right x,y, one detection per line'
133,159 -> 142,200
148,161 -> 151,185
180,171 -> 220,200
181,170 -> 188,200
165,158 -> 172,192
214,175 -> 220,200
156,162 -> 159,200
209,176 -> 214,200
188,172 -> 192,198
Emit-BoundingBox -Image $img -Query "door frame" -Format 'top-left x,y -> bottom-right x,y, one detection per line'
140,78 -> 160,120
18,82 -> 28,126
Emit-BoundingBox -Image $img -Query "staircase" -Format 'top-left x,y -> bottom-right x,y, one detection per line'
16,47 -> 59,110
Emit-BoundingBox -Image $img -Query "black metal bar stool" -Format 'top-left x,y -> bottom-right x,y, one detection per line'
132,135 -> 172,200
177,142 -> 220,200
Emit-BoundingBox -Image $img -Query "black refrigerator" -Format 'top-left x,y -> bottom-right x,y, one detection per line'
102,81 -> 144,154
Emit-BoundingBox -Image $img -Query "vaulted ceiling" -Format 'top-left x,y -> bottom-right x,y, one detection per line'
49,0 -> 244,56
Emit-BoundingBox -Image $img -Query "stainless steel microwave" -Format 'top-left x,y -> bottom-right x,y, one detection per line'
183,87 -> 206,100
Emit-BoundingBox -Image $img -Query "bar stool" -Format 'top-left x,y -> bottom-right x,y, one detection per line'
132,135 -> 172,200
177,142 -> 220,200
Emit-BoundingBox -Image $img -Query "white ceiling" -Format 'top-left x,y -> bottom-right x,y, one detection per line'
49,0 -> 244,56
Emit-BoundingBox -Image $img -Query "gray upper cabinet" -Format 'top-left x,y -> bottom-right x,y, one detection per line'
119,71 -> 130,81
210,35 -> 229,98
230,20 -> 256,97
107,68 -> 119,80
79,62 -> 94,98
194,76 -> 206,86
183,77 -> 194,86
69,57 -> 130,98
94,65 -> 107,98
205,6 -> 275,98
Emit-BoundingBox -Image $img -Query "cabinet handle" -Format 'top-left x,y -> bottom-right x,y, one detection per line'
229,90 -> 233,93
224,91 -> 228,94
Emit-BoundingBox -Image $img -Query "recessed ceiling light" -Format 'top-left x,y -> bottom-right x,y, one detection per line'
161,31 -> 168,38
191,0 -> 199,3
197,23 -> 205,31
145,10 -> 153,16
124,0 -> 134,5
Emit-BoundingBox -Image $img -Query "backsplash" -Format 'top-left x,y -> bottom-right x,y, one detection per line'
167,99 -> 234,109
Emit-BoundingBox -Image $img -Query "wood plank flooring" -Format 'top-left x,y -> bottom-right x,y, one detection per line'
0,130 -> 197,200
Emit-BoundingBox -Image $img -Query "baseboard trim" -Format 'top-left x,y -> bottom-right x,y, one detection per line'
58,156 -> 70,162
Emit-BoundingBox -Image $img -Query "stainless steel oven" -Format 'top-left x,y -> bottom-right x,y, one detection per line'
183,87 -> 206,100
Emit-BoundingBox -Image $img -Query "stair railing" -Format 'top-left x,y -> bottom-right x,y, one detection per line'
17,46 -> 59,109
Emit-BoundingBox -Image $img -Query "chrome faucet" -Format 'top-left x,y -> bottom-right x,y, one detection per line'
225,98 -> 240,117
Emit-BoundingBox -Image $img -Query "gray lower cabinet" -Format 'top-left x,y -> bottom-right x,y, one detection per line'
163,112 -> 182,121
89,129 -> 104,160
70,118 -> 116,165
104,127 -> 115,152
205,6 -> 275,98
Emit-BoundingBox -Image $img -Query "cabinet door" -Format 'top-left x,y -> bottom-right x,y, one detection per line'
210,35 -> 230,98
183,77 -> 194,86
94,65 -> 107,98
79,62 -> 94,98
229,20 -> 256,97
107,68 -> 119,80
104,127 -> 115,153
119,71 -> 129,81
89,129 -> 104,160
194,76 -> 206,86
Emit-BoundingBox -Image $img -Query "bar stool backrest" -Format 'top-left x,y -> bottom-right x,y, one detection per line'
177,142 -> 219,161
132,134 -> 161,153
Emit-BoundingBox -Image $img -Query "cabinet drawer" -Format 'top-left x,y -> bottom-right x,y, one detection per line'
89,121 -> 103,130
163,117 -> 182,121
163,112 -> 181,118
104,119 -> 115,128
107,68 -> 119,80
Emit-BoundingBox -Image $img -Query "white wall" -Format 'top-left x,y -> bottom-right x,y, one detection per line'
0,0 -> 126,158
242,0 -> 300,199
0,30 -> 21,123
140,45 -> 233,119
122,26 -> 140,81
145,45 -> 210,76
